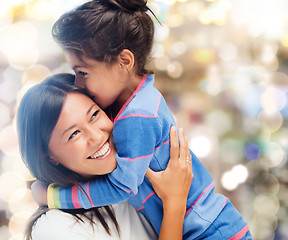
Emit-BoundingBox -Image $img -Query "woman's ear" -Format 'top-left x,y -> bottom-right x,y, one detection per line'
119,49 -> 135,71
48,154 -> 59,166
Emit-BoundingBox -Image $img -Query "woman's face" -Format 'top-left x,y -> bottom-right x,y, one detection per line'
48,92 -> 117,179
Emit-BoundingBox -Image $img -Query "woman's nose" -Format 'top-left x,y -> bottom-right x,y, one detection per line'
87,128 -> 101,146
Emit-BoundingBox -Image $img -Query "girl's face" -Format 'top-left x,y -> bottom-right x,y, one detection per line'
48,92 -> 117,179
66,53 -> 136,110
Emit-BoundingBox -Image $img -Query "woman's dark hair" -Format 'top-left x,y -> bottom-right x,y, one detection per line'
52,0 -> 158,76
17,73 -> 119,239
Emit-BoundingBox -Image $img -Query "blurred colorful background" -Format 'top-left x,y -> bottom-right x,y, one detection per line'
0,0 -> 288,239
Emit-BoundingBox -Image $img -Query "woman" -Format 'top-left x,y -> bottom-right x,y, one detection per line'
17,73 -> 193,240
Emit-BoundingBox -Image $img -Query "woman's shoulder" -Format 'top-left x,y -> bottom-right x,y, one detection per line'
31,208 -> 120,240
31,203 -> 157,240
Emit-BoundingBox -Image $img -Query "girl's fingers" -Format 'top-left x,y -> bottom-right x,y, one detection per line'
169,126 -> 179,163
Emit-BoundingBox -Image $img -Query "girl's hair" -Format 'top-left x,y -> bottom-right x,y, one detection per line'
52,0 -> 157,76
17,73 -> 119,239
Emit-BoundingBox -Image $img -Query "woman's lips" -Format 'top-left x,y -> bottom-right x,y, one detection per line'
89,141 -> 111,159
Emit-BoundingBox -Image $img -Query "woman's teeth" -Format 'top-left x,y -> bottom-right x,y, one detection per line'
90,142 -> 110,159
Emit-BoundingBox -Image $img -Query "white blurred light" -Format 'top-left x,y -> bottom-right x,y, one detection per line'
49,0 -> 89,19
231,0 -> 288,38
166,14 -> 184,28
8,211 -> 31,236
250,214 -> 278,240
205,110 -> 232,136
154,24 -> 170,41
0,6 -> 13,28
189,135 -> 212,158
155,0 -> 176,5
219,42 -> 238,62
0,125 -> 19,157
221,164 -> 249,191
0,171 -> 26,202
168,41 -> 187,58
166,61 -> 183,78
22,64 -> 52,84
259,41 -> 278,64
154,55 -> 170,71
203,65 -> 222,96
258,111 -> 283,132
1,155 -> 17,172
263,142 -> 285,168
221,171 -> 238,191
1,67 -> 22,103
253,194 -> 280,215
261,87 -> 287,114
26,0 -> 53,19
220,139 -> 244,164
9,188 -> 38,214
14,157 -> 35,182
199,1 -> 229,25
152,43 -> 165,58
0,21 -> 38,69
0,103 -> 10,128
231,164 -> 249,183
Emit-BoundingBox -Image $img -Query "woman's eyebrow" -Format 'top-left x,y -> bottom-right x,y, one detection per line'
62,124 -> 77,137
87,104 -> 96,115
61,104 -> 96,137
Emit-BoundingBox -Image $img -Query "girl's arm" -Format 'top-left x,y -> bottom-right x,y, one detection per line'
145,127 -> 193,240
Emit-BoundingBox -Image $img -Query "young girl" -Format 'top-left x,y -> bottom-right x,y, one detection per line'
41,0 -> 252,239
17,73 -> 193,240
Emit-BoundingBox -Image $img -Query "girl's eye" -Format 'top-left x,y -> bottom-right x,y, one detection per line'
68,130 -> 80,140
91,110 -> 100,121
78,71 -> 87,77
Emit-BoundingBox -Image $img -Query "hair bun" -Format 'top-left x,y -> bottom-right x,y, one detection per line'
100,0 -> 148,12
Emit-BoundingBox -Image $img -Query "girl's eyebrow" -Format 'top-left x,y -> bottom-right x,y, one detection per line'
72,61 -> 91,70
72,65 -> 84,70
62,104 -> 96,137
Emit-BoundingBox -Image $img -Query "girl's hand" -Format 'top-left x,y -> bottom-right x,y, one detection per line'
145,126 -> 193,207
145,126 -> 193,240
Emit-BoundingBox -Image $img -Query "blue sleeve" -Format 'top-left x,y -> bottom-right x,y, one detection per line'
109,114 -> 162,194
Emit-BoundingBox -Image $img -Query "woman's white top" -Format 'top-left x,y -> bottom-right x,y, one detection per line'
32,201 -> 157,240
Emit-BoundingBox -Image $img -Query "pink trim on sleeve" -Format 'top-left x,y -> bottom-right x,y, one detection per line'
86,182 -> 96,207
116,92 -> 162,121
136,192 -> 155,211
142,192 -> 155,204
228,225 -> 250,240
123,153 -> 154,162
72,185 -> 82,209
185,181 -> 215,216
155,139 -> 170,150
114,74 -> 147,123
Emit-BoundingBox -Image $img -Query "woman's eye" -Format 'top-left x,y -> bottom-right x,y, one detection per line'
68,130 -> 80,140
91,110 -> 100,121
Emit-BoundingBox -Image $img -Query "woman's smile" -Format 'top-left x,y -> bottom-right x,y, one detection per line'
89,140 -> 112,160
